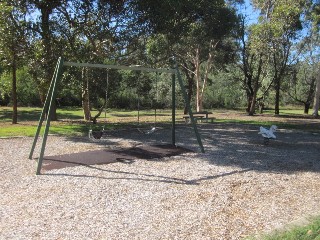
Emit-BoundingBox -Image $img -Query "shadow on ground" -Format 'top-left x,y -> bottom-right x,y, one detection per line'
41,122 -> 320,176
198,123 -> 320,173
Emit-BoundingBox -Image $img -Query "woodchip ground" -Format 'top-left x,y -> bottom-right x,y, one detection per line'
1,112 -> 320,239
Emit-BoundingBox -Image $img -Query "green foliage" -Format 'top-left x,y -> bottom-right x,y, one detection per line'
250,0 -> 305,50
311,1 -> 320,27
284,62 -> 316,103
0,0 -> 319,117
0,66 -> 41,106
203,70 -> 246,108
0,70 -> 11,105
136,0 -> 238,40
16,67 -> 40,106
0,1 -> 28,64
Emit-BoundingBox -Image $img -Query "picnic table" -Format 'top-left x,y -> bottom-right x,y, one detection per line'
183,111 -> 214,123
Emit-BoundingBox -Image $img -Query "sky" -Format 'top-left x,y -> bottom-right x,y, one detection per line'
238,0 -> 260,24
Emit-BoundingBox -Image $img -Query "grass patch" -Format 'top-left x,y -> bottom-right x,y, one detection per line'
0,107 -> 175,137
1,106 -> 319,137
214,118 -> 280,126
250,216 -> 320,240
0,122 -> 88,137
0,124 -> 38,137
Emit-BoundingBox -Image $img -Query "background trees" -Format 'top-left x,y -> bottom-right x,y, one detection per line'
0,1 -> 28,123
0,0 -> 320,121
249,0 -> 306,115
136,0 -> 239,112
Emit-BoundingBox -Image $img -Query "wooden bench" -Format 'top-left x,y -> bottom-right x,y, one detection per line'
183,111 -> 214,123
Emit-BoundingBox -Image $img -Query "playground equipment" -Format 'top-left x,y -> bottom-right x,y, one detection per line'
29,57 -> 205,175
88,126 -> 106,140
136,72 -> 160,135
88,70 -> 109,140
258,125 -> 277,144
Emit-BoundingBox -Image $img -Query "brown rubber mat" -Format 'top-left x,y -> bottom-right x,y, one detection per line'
42,144 -> 192,171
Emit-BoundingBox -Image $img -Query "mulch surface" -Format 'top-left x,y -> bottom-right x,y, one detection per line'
42,144 -> 192,171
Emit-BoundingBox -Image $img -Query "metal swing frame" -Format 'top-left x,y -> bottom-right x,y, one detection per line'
136,72 -> 159,135
88,70 -> 109,140
29,57 -> 205,175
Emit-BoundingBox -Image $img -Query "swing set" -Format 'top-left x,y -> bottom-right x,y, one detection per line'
136,72 -> 160,135
88,69 -> 109,140
29,57 -> 205,175
88,71 -> 160,139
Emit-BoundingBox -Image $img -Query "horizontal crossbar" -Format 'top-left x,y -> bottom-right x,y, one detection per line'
64,61 -> 175,74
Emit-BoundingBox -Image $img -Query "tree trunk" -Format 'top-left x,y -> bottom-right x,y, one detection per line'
49,96 -> 58,121
195,41 -> 216,112
195,48 -> 201,112
40,4 -> 57,121
248,95 -> 256,116
274,78 -> 280,115
245,74 -> 254,113
312,71 -> 320,116
38,88 -> 46,105
12,54 -> 18,124
248,75 -> 260,116
82,67 -> 91,121
181,61 -> 195,115
259,100 -> 264,114
183,71 -> 194,115
304,102 -> 310,114
246,90 -> 253,113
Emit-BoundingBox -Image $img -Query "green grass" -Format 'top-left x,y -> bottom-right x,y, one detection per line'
214,118 -> 280,126
263,109 -> 308,115
0,106 -> 143,121
0,124 -> 87,137
0,106 -> 175,137
1,106 -> 318,137
0,124 -> 38,137
249,216 -> 320,240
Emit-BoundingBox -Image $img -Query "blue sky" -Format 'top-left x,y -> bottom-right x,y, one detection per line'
238,0 -> 260,24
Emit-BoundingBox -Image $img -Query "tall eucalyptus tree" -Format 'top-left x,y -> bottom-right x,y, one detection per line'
237,15 -> 268,115
250,0 -> 306,114
56,0 -> 148,121
135,0 -> 239,112
308,0 -> 320,116
0,1 -> 28,123
25,0 -> 65,120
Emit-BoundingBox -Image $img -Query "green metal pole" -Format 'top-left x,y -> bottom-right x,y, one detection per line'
173,59 -> 205,153
29,62 -> 59,160
171,73 -> 176,146
36,57 -> 64,175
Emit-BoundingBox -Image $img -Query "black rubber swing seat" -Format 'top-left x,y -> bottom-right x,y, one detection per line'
91,131 -> 103,139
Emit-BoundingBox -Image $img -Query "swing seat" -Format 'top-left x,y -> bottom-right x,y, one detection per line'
89,130 -> 103,139
138,127 -> 156,135
92,131 -> 103,139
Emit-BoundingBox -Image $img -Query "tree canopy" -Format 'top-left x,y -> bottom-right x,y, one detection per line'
0,0 -> 320,121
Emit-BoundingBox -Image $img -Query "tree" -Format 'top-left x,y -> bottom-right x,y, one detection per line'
291,13 -> 320,114
251,0 -> 306,115
236,16 -> 269,115
135,0 -> 239,112
56,0 -> 147,121
313,68 -> 320,116
285,63 -> 317,114
0,1 -> 28,123
308,0 -> 320,116
26,0 -> 65,120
